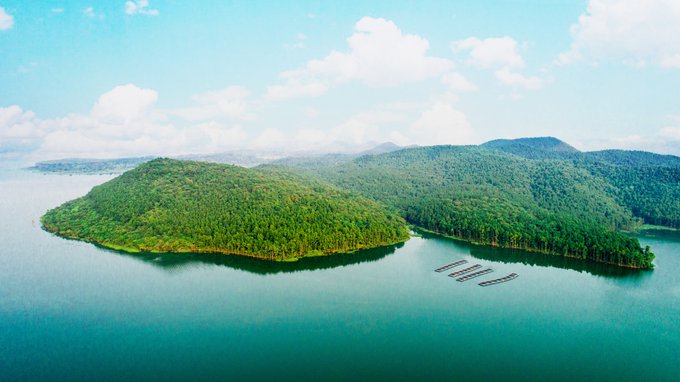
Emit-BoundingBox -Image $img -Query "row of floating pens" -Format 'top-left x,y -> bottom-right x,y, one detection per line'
434,259 -> 518,286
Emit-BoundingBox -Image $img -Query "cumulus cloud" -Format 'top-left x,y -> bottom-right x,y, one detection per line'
560,0 -> 680,68
0,6 -> 13,30
493,68 -> 543,90
181,122 -> 247,154
91,84 -> 158,124
0,106 -> 43,154
267,16 -> 453,100
452,36 -> 524,68
266,72 -> 329,100
125,0 -> 159,16
441,72 -> 478,92
251,108 -> 408,152
452,36 -> 543,91
251,128 -> 288,150
410,101 -> 473,146
330,110 -> 407,147
170,86 -> 253,121
1,84 -> 251,160
247,98 -> 473,152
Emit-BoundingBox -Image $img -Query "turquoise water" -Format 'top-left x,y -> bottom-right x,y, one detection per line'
0,171 -> 678,381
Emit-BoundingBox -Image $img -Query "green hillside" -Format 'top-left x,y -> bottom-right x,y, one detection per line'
42,158 -> 409,261
287,145 -> 654,268
483,136 -> 578,151
483,137 -> 680,228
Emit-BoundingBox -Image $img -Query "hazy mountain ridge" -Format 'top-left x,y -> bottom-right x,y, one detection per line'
29,142 -> 409,174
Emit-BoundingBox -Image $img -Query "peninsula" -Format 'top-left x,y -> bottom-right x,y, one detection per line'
41,158 -> 410,261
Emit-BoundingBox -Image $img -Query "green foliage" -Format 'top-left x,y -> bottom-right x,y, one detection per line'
580,161 -> 680,228
42,158 -> 409,261
482,137 -> 680,229
291,145 -> 654,269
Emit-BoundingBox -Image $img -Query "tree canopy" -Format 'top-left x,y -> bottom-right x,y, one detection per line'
285,144 -> 655,269
42,158 -> 410,261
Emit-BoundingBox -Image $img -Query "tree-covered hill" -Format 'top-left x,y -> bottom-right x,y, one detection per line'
483,137 -> 680,228
481,137 -> 579,159
283,145 -> 654,268
41,158 -> 410,261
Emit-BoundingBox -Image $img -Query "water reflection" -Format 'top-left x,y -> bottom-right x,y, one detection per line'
97,242 -> 403,275
636,228 -> 680,242
417,231 -> 653,280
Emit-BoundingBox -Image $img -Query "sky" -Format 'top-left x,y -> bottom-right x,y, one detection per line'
1,0 -> 680,162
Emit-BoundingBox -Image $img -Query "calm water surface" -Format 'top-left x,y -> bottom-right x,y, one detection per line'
0,170 -> 678,381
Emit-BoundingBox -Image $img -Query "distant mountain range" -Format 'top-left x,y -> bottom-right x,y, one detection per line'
29,142 -> 409,174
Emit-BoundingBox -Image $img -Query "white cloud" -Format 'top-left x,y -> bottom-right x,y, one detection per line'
441,72 -> 478,92
182,122 -> 247,154
0,6 -> 14,30
91,84 -> 158,124
260,99 -> 473,150
246,107 -> 410,153
331,110 -> 407,146
267,16 -> 453,100
252,128 -> 288,150
266,72 -> 329,100
659,115 -> 680,140
452,36 -> 524,68
494,67 -> 543,90
580,115 -> 680,155
410,101 -> 473,146
171,86 -> 253,121
660,54 -> 680,68
560,0 -> 680,68
452,36 -> 543,91
125,0 -> 159,16
0,106 -> 43,154
1,84 -> 253,160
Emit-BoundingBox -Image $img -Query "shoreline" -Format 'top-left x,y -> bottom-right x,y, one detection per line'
41,221 -> 411,263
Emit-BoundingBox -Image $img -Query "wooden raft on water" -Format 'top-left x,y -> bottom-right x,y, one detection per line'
434,259 -> 468,272
447,264 -> 481,277
456,268 -> 493,282
478,273 -> 518,287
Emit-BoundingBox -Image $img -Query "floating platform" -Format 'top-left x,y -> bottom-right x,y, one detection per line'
434,259 -> 468,273
478,273 -> 519,287
447,264 -> 481,277
456,268 -> 493,282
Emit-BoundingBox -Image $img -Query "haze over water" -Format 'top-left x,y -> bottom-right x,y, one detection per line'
1,171 -> 678,381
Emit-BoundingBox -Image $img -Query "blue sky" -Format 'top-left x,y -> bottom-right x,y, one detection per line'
1,0 -> 680,161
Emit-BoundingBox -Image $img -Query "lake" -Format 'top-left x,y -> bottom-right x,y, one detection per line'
0,170 -> 678,381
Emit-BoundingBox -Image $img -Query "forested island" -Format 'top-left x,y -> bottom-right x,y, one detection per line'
41,137 -> 680,268
41,159 -> 410,261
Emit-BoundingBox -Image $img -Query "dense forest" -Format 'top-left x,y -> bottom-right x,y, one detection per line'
42,159 -> 409,261
283,144 -> 656,269
42,137 -> 679,269
483,137 -> 680,228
